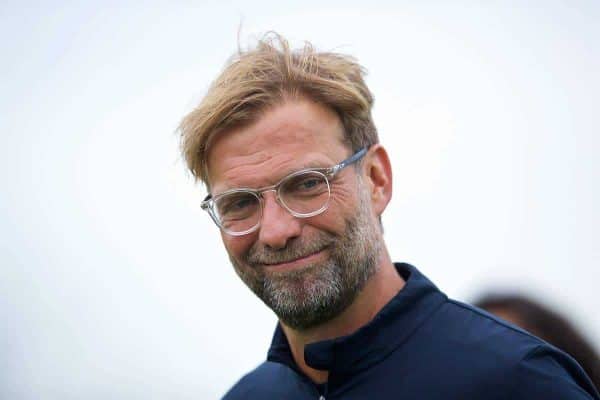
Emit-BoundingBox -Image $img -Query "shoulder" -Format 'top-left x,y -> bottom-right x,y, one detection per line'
424,299 -> 599,399
222,361 -> 309,400
425,298 -> 551,358
508,344 -> 599,399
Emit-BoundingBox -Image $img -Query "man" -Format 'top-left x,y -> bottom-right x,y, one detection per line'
179,33 -> 599,399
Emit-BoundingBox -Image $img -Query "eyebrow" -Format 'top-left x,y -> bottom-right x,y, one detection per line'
215,162 -> 331,196
275,160 -> 334,180
304,160 -> 331,168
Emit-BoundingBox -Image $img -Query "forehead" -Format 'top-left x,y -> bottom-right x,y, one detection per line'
207,99 -> 349,191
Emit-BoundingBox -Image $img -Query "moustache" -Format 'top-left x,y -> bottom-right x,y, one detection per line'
246,234 -> 335,266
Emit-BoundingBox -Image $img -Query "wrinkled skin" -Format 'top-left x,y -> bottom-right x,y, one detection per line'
207,99 -> 383,330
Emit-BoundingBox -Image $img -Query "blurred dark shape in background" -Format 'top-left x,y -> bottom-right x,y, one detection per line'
474,294 -> 599,391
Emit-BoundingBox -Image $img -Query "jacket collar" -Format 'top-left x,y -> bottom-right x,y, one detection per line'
267,263 -> 447,378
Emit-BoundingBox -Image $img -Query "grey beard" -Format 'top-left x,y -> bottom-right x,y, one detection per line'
229,190 -> 382,331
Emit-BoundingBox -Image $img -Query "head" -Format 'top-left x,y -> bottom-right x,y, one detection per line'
179,33 -> 393,330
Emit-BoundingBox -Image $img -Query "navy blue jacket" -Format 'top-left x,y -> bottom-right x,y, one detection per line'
223,263 -> 599,399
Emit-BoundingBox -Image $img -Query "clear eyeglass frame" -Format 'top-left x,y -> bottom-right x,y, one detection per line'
201,147 -> 368,236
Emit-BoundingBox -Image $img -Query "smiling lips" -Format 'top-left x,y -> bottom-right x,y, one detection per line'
262,249 -> 327,272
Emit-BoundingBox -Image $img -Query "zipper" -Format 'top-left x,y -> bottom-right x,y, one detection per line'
317,382 -> 329,400
317,381 -> 329,400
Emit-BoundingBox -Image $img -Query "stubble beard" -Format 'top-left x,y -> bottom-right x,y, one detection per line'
228,188 -> 382,331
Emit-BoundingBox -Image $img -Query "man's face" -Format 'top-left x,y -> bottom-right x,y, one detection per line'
206,99 -> 383,330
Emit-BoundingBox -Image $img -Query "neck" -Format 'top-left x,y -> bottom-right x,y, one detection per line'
280,249 -> 404,384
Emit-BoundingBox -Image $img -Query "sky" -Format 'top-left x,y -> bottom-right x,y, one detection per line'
1,1 -> 599,398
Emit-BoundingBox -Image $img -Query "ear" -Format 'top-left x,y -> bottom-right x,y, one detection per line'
363,144 -> 393,217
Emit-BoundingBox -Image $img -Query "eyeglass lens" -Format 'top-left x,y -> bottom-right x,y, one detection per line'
213,170 -> 331,234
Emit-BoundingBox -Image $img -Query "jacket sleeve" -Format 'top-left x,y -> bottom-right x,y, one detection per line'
508,344 -> 599,399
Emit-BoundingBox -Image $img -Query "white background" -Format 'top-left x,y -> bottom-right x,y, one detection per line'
1,1 -> 599,398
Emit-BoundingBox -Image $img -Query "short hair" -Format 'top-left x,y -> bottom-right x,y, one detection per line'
179,32 -> 378,186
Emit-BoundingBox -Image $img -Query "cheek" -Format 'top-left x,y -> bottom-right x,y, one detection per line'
330,181 -> 360,214
329,179 -> 357,205
309,185 -> 359,232
222,233 -> 256,260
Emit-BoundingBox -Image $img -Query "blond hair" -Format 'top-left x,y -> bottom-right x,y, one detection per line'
179,32 -> 378,185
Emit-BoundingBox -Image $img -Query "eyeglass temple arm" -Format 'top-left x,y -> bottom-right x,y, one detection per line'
201,194 -> 212,210
330,147 -> 368,175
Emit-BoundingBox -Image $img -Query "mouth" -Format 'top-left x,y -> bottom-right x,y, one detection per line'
261,248 -> 328,272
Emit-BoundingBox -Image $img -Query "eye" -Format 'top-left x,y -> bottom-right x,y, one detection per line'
230,197 -> 253,210
298,177 -> 320,190
282,172 -> 328,197
216,193 -> 259,219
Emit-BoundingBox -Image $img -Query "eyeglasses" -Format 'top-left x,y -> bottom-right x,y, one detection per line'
201,147 -> 368,236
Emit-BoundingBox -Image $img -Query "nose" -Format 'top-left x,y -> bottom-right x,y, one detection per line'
258,191 -> 302,249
